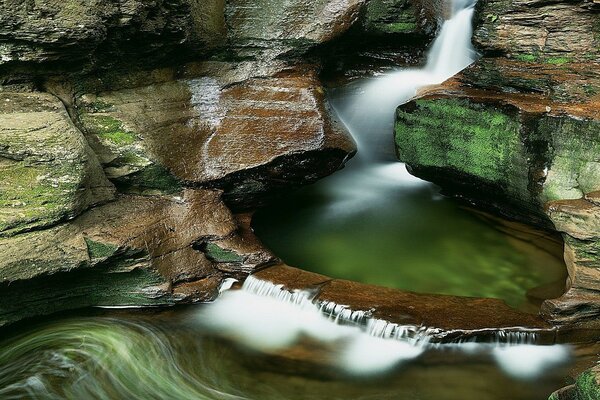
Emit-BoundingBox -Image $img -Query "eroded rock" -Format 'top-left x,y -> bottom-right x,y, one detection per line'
0,91 -> 114,237
0,189 -> 276,326
76,65 -> 356,209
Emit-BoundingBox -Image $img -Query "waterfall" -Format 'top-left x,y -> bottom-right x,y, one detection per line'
198,0 -> 569,380
198,276 -> 570,378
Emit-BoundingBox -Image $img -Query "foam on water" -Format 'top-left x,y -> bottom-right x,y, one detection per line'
199,276 -> 571,377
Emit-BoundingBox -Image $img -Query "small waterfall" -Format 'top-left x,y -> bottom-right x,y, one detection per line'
198,276 -> 570,378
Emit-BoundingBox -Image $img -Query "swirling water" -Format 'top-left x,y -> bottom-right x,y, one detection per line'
0,308 -> 587,400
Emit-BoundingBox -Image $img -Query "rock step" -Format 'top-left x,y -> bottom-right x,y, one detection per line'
252,264 -> 556,343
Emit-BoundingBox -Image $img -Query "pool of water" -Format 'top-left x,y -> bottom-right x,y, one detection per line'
0,308 -> 590,400
252,78 -> 567,310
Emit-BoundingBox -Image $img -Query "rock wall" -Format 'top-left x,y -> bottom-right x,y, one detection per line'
0,0 -> 386,325
394,0 -> 600,331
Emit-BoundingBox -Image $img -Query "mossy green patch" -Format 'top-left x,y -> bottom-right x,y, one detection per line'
80,114 -> 137,147
0,160 -> 80,236
202,243 -> 244,263
117,164 -> 182,194
84,238 -> 118,259
515,54 -> 537,62
539,116 -> 600,202
395,98 -> 524,188
362,0 -> 419,35
576,370 -> 600,400
546,57 -> 571,65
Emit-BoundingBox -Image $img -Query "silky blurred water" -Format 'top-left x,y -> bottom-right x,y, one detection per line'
0,309 -> 586,400
252,0 -> 566,310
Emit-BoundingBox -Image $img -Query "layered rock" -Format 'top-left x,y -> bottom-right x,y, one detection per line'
75,64 -> 355,209
0,92 -> 114,236
394,0 -> 600,332
0,189 -> 276,326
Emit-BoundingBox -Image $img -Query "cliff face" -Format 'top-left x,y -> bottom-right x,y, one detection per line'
0,0 -> 443,325
395,0 -> 600,330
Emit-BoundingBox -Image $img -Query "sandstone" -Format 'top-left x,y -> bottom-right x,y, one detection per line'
0,189 -> 275,326
254,264 -> 553,342
76,65 -> 356,209
0,91 -> 114,237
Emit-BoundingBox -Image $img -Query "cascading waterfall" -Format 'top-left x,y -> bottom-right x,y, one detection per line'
199,0 -> 571,379
199,276 -> 570,378
300,0 -> 478,218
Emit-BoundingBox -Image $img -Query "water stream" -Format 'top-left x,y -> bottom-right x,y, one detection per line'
252,0 -> 566,309
0,1 -> 590,399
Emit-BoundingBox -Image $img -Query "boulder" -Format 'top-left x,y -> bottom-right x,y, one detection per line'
0,91 -> 114,237
0,189 -> 276,326
474,0 -> 600,62
75,64 -> 356,209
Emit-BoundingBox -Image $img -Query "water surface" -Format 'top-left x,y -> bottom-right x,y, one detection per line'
0,309 -> 585,400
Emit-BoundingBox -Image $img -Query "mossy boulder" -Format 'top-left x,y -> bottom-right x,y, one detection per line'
395,95 -> 600,227
76,64 -> 356,209
0,92 -> 114,237
549,366 -> 600,400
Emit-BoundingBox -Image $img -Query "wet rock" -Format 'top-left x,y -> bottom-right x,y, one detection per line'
253,264 -> 553,342
550,365 -> 600,400
0,189 -> 275,326
0,91 -> 114,237
360,0 -> 446,36
0,0 -> 224,79
473,0 -> 600,62
225,0 -> 367,55
394,79 -> 600,327
395,92 -> 600,228
76,65 -> 356,209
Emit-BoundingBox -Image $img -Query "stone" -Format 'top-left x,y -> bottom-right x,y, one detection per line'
0,91 -> 114,237
473,0 -> 600,62
0,189 -> 276,326
76,65 -> 356,209
360,0 -> 446,36
225,0 -> 367,53
0,0 -> 225,79
395,92 -> 600,227
253,264 -> 554,342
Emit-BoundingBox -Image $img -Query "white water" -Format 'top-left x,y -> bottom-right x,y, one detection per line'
320,0 -> 478,218
199,276 -> 570,378
198,0 -> 570,381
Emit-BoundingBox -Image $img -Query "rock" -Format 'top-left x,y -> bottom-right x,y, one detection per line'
76,64 -> 356,209
549,366 -> 600,400
0,91 -> 114,237
474,0 -> 600,62
225,0 -> 367,55
253,264 -> 554,342
360,0 -> 446,36
0,189 -> 276,326
459,58 -> 600,104
395,92 -> 600,227
394,80 -> 600,327
0,0 -> 225,79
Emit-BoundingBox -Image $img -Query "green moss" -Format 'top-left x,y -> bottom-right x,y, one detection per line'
546,57 -> 571,65
117,165 -> 182,194
362,0 -> 419,35
0,161 -> 80,236
378,22 -> 417,33
80,114 -> 137,146
515,54 -> 537,62
396,98 -> 523,185
202,243 -> 244,263
576,370 -> 600,400
84,238 -> 118,259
